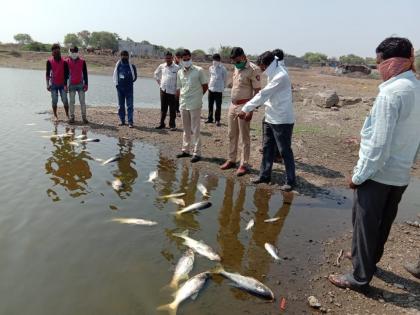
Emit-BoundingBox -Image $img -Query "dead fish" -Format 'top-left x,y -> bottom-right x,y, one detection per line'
174,201 -> 212,215
264,243 -> 281,261
111,217 -> 157,226
69,141 -> 80,147
25,123 -> 36,126
147,170 -> 158,183
157,271 -> 210,315
197,183 -> 209,197
173,230 -> 220,261
245,219 -> 255,231
158,193 -> 186,200
264,217 -> 280,223
212,265 -> 274,300
102,155 -> 121,165
168,249 -> 195,289
80,138 -> 100,143
75,134 -> 87,139
34,130 -> 50,133
112,178 -> 124,191
94,157 -> 105,163
169,198 -> 186,207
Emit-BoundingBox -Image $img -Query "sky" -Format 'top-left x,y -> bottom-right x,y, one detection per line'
0,0 -> 418,58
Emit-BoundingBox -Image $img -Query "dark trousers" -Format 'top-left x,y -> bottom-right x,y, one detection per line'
351,180 -> 407,284
175,96 -> 180,113
159,90 -> 176,128
260,122 -> 296,185
207,90 -> 223,122
262,117 -> 281,160
117,86 -> 134,124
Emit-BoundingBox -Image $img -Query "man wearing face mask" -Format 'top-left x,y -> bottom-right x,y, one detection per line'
113,50 -> 137,128
206,53 -> 227,126
220,47 -> 261,176
328,37 -> 420,291
46,44 -> 69,122
238,51 -> 296,191
67,46 -> 89,124
175,49 -> 208,163
153,51 -> 179,130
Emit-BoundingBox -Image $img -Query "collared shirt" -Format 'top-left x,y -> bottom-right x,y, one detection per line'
231,61 -> 261,102
242,59 -> 295,125
154,62 -> 180,95
352,70 -> 420,186
208,63 -> 227,93
177,65 -> 208,110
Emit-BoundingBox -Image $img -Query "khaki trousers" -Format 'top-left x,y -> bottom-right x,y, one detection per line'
181,108 -> 202,156
228,103 -> 250,165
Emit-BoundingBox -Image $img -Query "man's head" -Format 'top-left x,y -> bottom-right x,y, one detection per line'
230,47 -> 247,69
272,49 -> 284,61
375,37 -> 414,64
120,50 -> 129,63
69,46 -> 79,60
182,49 -> 192,68
175,50 -> 183,64
164,51 -> 173,66
212,53 -> 221,62
256,51 -> 275,72
51,43 -> 61,59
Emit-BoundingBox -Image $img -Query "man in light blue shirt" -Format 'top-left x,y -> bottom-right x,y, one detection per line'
329,37 -> 420,290
206,53 -> 227,126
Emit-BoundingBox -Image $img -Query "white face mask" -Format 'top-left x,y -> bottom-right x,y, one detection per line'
212,61 -> 220,67
70,52 -> 79,60
183,60 -> 192,68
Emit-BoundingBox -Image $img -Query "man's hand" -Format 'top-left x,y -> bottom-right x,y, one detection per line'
347,177 -> 358,189
64,85 -> 68,93
83,85 -> 88,92
244,111 -> 253,122
47,85 -> 51,92
237,111 -> 247,120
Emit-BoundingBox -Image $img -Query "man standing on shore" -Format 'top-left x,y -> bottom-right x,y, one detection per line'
154,51 -> 179,130
46,44 -> 69,122
328,37 -> 420,290
205,53 -> 227,126
175,49 -> 208,163
238,51 -> 296,191
113,50 -> 137,128
67,46 -> 89,124
220,47 -> 261,176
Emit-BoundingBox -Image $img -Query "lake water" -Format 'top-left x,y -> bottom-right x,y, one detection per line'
0,67 -> 419,315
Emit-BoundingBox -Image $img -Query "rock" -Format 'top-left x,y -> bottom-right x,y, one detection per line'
312,91 -> 339,108
308,296 -> 321,309
341,97 -> 362,106
303,98 -> 312,106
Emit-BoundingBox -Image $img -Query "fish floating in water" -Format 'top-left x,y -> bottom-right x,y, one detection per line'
34,130 -> 51,134
168,249 -> 195,290
264,217 -> 280,223
245,219 -> 255,231
212,265 -> 274,300
25,123 -> 36,126
174,201 -> 212,215
75,134 -> 87,140
80,138 -> 100,143
169,198 -> 186,207
111,217 -> 157,226
158,193 -> 186,200
102,155 -> 121,165
197,183 -> 209,197
147,171 -> 158,183
264,243 -> 281,261
173,230 -> 221,261
157,271 -> 210,315
41,133 -> 72,139
111,178 -> 124,191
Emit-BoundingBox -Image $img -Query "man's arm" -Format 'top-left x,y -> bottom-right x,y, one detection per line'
83,61 -> 88,86
202,84 -> 208,95
199,68 -> 209,94
352,94 -> 399,185
46,60 -> 51,90
132,65 -> 137,82
153,65 -> 162,85
64,61 -> 69,91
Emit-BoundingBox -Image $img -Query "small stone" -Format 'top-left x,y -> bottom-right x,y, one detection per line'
308,296 -> 321,309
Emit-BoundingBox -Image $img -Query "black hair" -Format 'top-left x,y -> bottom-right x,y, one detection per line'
376,37 -> 413,60
212,53 -> 221,61
257,51 -> 275,67
272,48 -> 284,61
182,49 -> 191,57
51,43 -> 61,51
230,47 -> 245,59
120,50 -> 129,57
175,50 -> 183,57
165,51 -> 173,56
70,46 -> 79,53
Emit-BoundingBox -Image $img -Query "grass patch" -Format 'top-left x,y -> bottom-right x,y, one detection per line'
293,125 -> 322,134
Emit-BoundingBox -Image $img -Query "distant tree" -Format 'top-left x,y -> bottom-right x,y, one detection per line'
365,57 -> 376,65
64,33 -> 82,48
339,54 -> 365,65
208,47 -> 217,55
77,30 -> 91,47
303,52 -> 328,64
90,31 -> 119,50
192,49 -> 206,56
23,41 -> 50,52
140,40 -> 151,45
13,33 -> 33,45
113,33 -> 122,41
218,45 -> 233,60
126,37 -> 134,42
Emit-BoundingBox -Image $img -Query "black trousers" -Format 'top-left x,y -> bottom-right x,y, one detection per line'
207,90 -> 223,122
160,90 -> 176,128
262,117 -> 281,160
260,122 -> 296,185
351,180 -> 407,284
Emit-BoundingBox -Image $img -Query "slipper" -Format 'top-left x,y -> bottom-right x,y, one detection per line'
328,273 -> 369,292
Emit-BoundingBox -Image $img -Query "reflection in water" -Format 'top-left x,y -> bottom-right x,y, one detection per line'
45,127 -> 92,201
111,138 -> 138,199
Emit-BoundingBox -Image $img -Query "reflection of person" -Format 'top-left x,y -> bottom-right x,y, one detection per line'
404,256 -> 420,279
329,37 -> 420,290
112,139 -> 138,198
46,43 -> 69,122
45,128 -> 92,200
206,53 -> 227,126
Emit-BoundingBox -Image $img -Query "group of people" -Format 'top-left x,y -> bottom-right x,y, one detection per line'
45,37 -> 420,289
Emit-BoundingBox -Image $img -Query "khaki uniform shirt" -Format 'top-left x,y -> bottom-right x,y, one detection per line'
231,61 -> 262,103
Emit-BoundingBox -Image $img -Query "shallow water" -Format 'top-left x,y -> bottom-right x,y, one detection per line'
0,66 -> 419,314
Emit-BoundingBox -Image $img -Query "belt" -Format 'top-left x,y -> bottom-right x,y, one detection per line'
232,99 -> 250,105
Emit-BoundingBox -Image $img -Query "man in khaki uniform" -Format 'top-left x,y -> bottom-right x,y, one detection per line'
220,47 -> 261,176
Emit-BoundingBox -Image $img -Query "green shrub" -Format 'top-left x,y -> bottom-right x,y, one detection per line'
23,42 -> 51,52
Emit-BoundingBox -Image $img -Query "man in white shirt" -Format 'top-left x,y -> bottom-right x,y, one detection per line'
238,51 -> 296,191
153,51 -> 179,130
206,53 -> 227,126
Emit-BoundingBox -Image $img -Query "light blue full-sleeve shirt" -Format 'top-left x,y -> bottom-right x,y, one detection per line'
352,71 -> 420,186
